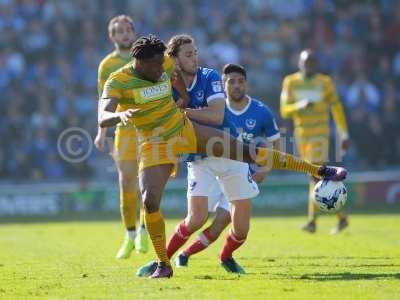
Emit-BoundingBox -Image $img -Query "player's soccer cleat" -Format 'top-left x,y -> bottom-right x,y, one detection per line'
115,233 -> 135,259
136,260 -> 158,277
135,226 -> 149,253
175,253 -> 189,267
318,166 -> 347,181
330,217 -> 349,235
221,258 -> 246,274
150,262 -> 173,278
301,220 -> 316,233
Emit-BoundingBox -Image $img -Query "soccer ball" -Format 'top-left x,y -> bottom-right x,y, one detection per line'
313,180 -> 347,212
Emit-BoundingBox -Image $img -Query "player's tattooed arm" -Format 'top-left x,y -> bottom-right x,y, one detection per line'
99,98 -> 136,128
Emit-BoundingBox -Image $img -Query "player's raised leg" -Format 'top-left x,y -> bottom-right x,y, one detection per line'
139,163 -> 174,278
191,121 -> 347,180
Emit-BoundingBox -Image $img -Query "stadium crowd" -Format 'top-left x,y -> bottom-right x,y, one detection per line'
1,0 -> 399,181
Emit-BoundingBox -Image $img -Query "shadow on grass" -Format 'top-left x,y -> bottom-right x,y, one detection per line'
257,256 -> 396,261
194,275 -> 241,281
298,272 -> 400,281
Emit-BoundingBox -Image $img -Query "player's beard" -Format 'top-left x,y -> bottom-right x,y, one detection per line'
230,90 -> 245,102
178,60 -> 197,76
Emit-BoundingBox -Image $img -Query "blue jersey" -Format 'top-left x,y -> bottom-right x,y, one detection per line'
182,67 -> 236,161
225,97 -> 280,144
186,67 -> 237,133
187,67 -> 225,109
225,97 -> 280,173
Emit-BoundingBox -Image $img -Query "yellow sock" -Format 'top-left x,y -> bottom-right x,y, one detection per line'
145,210 -> 169,265
308,180 -> 318,222
120,191 -> 137,230
256,148 -> 321,177
139,202 -> 145,227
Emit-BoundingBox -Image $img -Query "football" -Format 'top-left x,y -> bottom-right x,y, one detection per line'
314,180 -> 347,212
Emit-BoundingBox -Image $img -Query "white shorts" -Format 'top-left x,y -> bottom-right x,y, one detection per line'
187,157 -> 259,212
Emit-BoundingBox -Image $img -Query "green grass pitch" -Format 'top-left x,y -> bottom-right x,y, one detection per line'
1,215 -> 399,299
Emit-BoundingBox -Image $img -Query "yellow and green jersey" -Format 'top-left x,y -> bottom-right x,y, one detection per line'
280,72 -> 348,139
102,56 -> 184,143
97,51 -> 131,97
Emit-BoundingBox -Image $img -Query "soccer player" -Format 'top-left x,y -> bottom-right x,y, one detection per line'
156,35 -> 259,274
280,49 -> 350,234
94,15 -> 149,258
99,34 -> 347,278
173,63 -> 281,272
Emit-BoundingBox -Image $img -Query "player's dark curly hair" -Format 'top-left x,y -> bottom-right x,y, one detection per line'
166,34 -> 194,57
222,63 -> 247,79
130,34 -> 166,60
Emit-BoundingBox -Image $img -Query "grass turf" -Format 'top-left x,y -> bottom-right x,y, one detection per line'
1,215 -> 399,299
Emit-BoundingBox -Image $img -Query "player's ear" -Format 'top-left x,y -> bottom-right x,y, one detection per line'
222,74 -> 228,89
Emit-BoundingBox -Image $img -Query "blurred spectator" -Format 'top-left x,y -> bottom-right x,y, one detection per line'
346,74 -> 381,112
0,0 -> 399,181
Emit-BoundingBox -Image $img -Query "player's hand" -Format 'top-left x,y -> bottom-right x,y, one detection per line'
252,170 -> 269,184
171,70 -> 189,107
171,70 -> 184,90
118,109 -> 137,126
94,131 -> 106,152
175,98 -> 186,108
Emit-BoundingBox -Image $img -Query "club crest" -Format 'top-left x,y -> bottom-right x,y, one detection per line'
245,119 -> 256,129
196,90 -> 204,101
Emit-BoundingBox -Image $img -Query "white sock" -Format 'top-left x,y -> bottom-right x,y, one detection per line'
127,230 -> 136,241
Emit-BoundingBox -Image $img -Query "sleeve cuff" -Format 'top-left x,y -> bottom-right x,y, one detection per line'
266,132 -> 281,142
206,93 -> 225,103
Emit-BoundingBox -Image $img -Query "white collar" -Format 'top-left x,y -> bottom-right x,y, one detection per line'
226,96 -> 252,116
187,72 -> 198,92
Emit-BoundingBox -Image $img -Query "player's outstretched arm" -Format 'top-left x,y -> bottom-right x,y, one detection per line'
99,98 -> 136,128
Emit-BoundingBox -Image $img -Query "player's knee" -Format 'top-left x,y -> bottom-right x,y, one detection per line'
234,231 -> 248,241
231,226 -> 249,241
185,213 -> 207,232
119,172 -> 138,191
212,209 -> 231,234
207,225 -> 224,240
141,187 -> 161,213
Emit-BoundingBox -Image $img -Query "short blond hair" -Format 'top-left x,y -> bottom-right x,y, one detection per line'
108,15 -> 134,36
